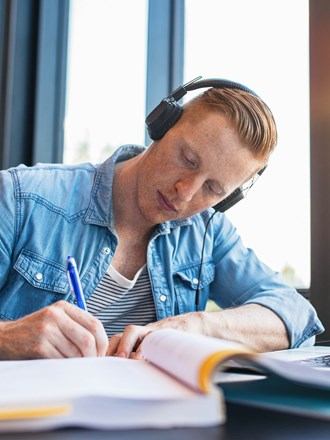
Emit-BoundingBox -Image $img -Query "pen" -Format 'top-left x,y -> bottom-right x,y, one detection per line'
66,256 -> 87,311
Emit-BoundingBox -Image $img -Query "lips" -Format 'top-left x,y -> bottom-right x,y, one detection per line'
157,191 -> 178,212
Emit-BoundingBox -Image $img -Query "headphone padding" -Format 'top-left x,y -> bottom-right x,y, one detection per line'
146,100 -> 183,140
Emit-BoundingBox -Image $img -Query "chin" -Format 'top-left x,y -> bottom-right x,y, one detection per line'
141,210 -> 177,225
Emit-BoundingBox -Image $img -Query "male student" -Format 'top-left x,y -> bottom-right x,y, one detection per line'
0,79 -> 324,359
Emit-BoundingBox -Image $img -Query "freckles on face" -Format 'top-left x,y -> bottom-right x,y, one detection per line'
134,148 -> 177,224
134,146 -> 214,223
134,112 -> 264,224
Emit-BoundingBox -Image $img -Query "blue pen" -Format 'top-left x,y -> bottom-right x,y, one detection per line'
66,256 -> 87,311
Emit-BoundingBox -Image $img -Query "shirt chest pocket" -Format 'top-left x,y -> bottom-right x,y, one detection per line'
0,249 -> 70,321
14,249 -> 69,293
173,261 -> 215,313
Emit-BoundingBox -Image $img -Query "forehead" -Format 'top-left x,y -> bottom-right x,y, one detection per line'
180,107 -> 240,147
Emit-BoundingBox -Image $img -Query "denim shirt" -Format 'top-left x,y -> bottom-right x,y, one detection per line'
0,145 -> 324,347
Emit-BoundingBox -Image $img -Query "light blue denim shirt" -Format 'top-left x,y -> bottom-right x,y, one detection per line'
0,145 -> 324,347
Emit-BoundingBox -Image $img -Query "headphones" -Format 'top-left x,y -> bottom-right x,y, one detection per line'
145,76 -> 265,212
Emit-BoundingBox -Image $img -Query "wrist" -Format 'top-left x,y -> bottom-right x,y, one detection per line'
196,311 -> 216,337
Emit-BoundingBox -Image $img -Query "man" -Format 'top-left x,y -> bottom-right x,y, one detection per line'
0,82 -> 324,359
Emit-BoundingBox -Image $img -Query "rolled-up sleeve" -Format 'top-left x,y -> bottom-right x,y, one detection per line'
209,213 -> 324,348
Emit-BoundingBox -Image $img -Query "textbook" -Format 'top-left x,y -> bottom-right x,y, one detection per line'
0,329 -> 329,431
141,330 -> 330,421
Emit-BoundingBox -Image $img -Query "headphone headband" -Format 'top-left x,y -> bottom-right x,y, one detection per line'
170,76 -> 258,102
146,76 -> 258,141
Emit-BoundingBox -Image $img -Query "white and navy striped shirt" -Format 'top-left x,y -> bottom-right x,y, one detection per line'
86,265 -> 156,337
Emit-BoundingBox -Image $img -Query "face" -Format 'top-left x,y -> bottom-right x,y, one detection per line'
135,109 -> 264,226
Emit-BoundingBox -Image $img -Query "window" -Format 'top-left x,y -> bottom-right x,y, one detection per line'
184,0 -> 310,289
64,0 -> 148,164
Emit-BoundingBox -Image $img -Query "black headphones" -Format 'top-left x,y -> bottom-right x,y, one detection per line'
145,76 -> 265,212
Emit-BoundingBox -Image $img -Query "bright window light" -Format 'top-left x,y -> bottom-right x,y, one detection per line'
184,0 -> 310,288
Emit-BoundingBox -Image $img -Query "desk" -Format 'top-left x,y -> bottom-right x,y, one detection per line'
0,403 -> 329,440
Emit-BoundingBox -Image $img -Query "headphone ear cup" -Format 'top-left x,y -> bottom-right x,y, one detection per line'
146,99 -> 183,140
213,187 -> 245,212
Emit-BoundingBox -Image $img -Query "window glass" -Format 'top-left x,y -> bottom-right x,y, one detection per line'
185,0 -> 310,288
64,0 -> 148,164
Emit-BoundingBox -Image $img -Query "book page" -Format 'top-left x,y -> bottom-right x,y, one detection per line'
0,356 -> 197,410
0,356 -> 225,431
141,329 -> 254,393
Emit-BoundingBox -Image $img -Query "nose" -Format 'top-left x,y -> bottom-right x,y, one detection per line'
175,175 -> 203,202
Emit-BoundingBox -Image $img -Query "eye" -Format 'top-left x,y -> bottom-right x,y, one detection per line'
205,181 -> 223,197
186,157 -> 196,167
181,150 -> 197,168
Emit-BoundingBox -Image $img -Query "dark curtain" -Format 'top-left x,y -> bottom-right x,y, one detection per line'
0,0 -> 69,168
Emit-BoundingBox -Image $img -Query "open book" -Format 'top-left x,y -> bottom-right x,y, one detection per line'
0,329 -> 329,431
141,329 -> 330,421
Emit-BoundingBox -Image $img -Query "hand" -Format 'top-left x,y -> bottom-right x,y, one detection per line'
106,311 -> 205,359
0,300 -> 108,359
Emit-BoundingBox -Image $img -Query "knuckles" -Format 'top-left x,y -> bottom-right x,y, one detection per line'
124,324 -> 140,334
88,315 -> 105,334
79,333 -> 95,353
40,305 -> 61,321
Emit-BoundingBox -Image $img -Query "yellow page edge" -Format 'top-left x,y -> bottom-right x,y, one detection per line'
0,404 -> 71,420
199,348 -> 255,393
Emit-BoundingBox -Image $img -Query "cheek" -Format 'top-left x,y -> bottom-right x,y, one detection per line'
142,162 -> 172,189
197,193 -> 221,212
186,195 -> 215,215
137,167 -> 158,200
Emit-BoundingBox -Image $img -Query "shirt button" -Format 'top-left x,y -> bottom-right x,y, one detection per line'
192,278 -> 199,285
159,294 -> 167,302
103,247 -> 110,254
35,273 -> 43,281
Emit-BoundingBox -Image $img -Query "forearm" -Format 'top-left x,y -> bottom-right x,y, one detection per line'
107,303 -> 290,359
200,303 -> 290,352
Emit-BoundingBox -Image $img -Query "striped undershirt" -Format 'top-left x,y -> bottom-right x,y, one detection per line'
86,264 -> 156,337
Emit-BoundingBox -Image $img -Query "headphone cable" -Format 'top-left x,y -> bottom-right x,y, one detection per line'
195,211 -> 217,311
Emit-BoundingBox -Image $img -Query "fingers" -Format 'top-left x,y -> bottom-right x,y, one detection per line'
57,301 -> 108,357
106,333 -> 122,357
107,325 -> 151,359
52,335 -> 83,358
32,339 -> 69,359
106,313 -> 203,360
